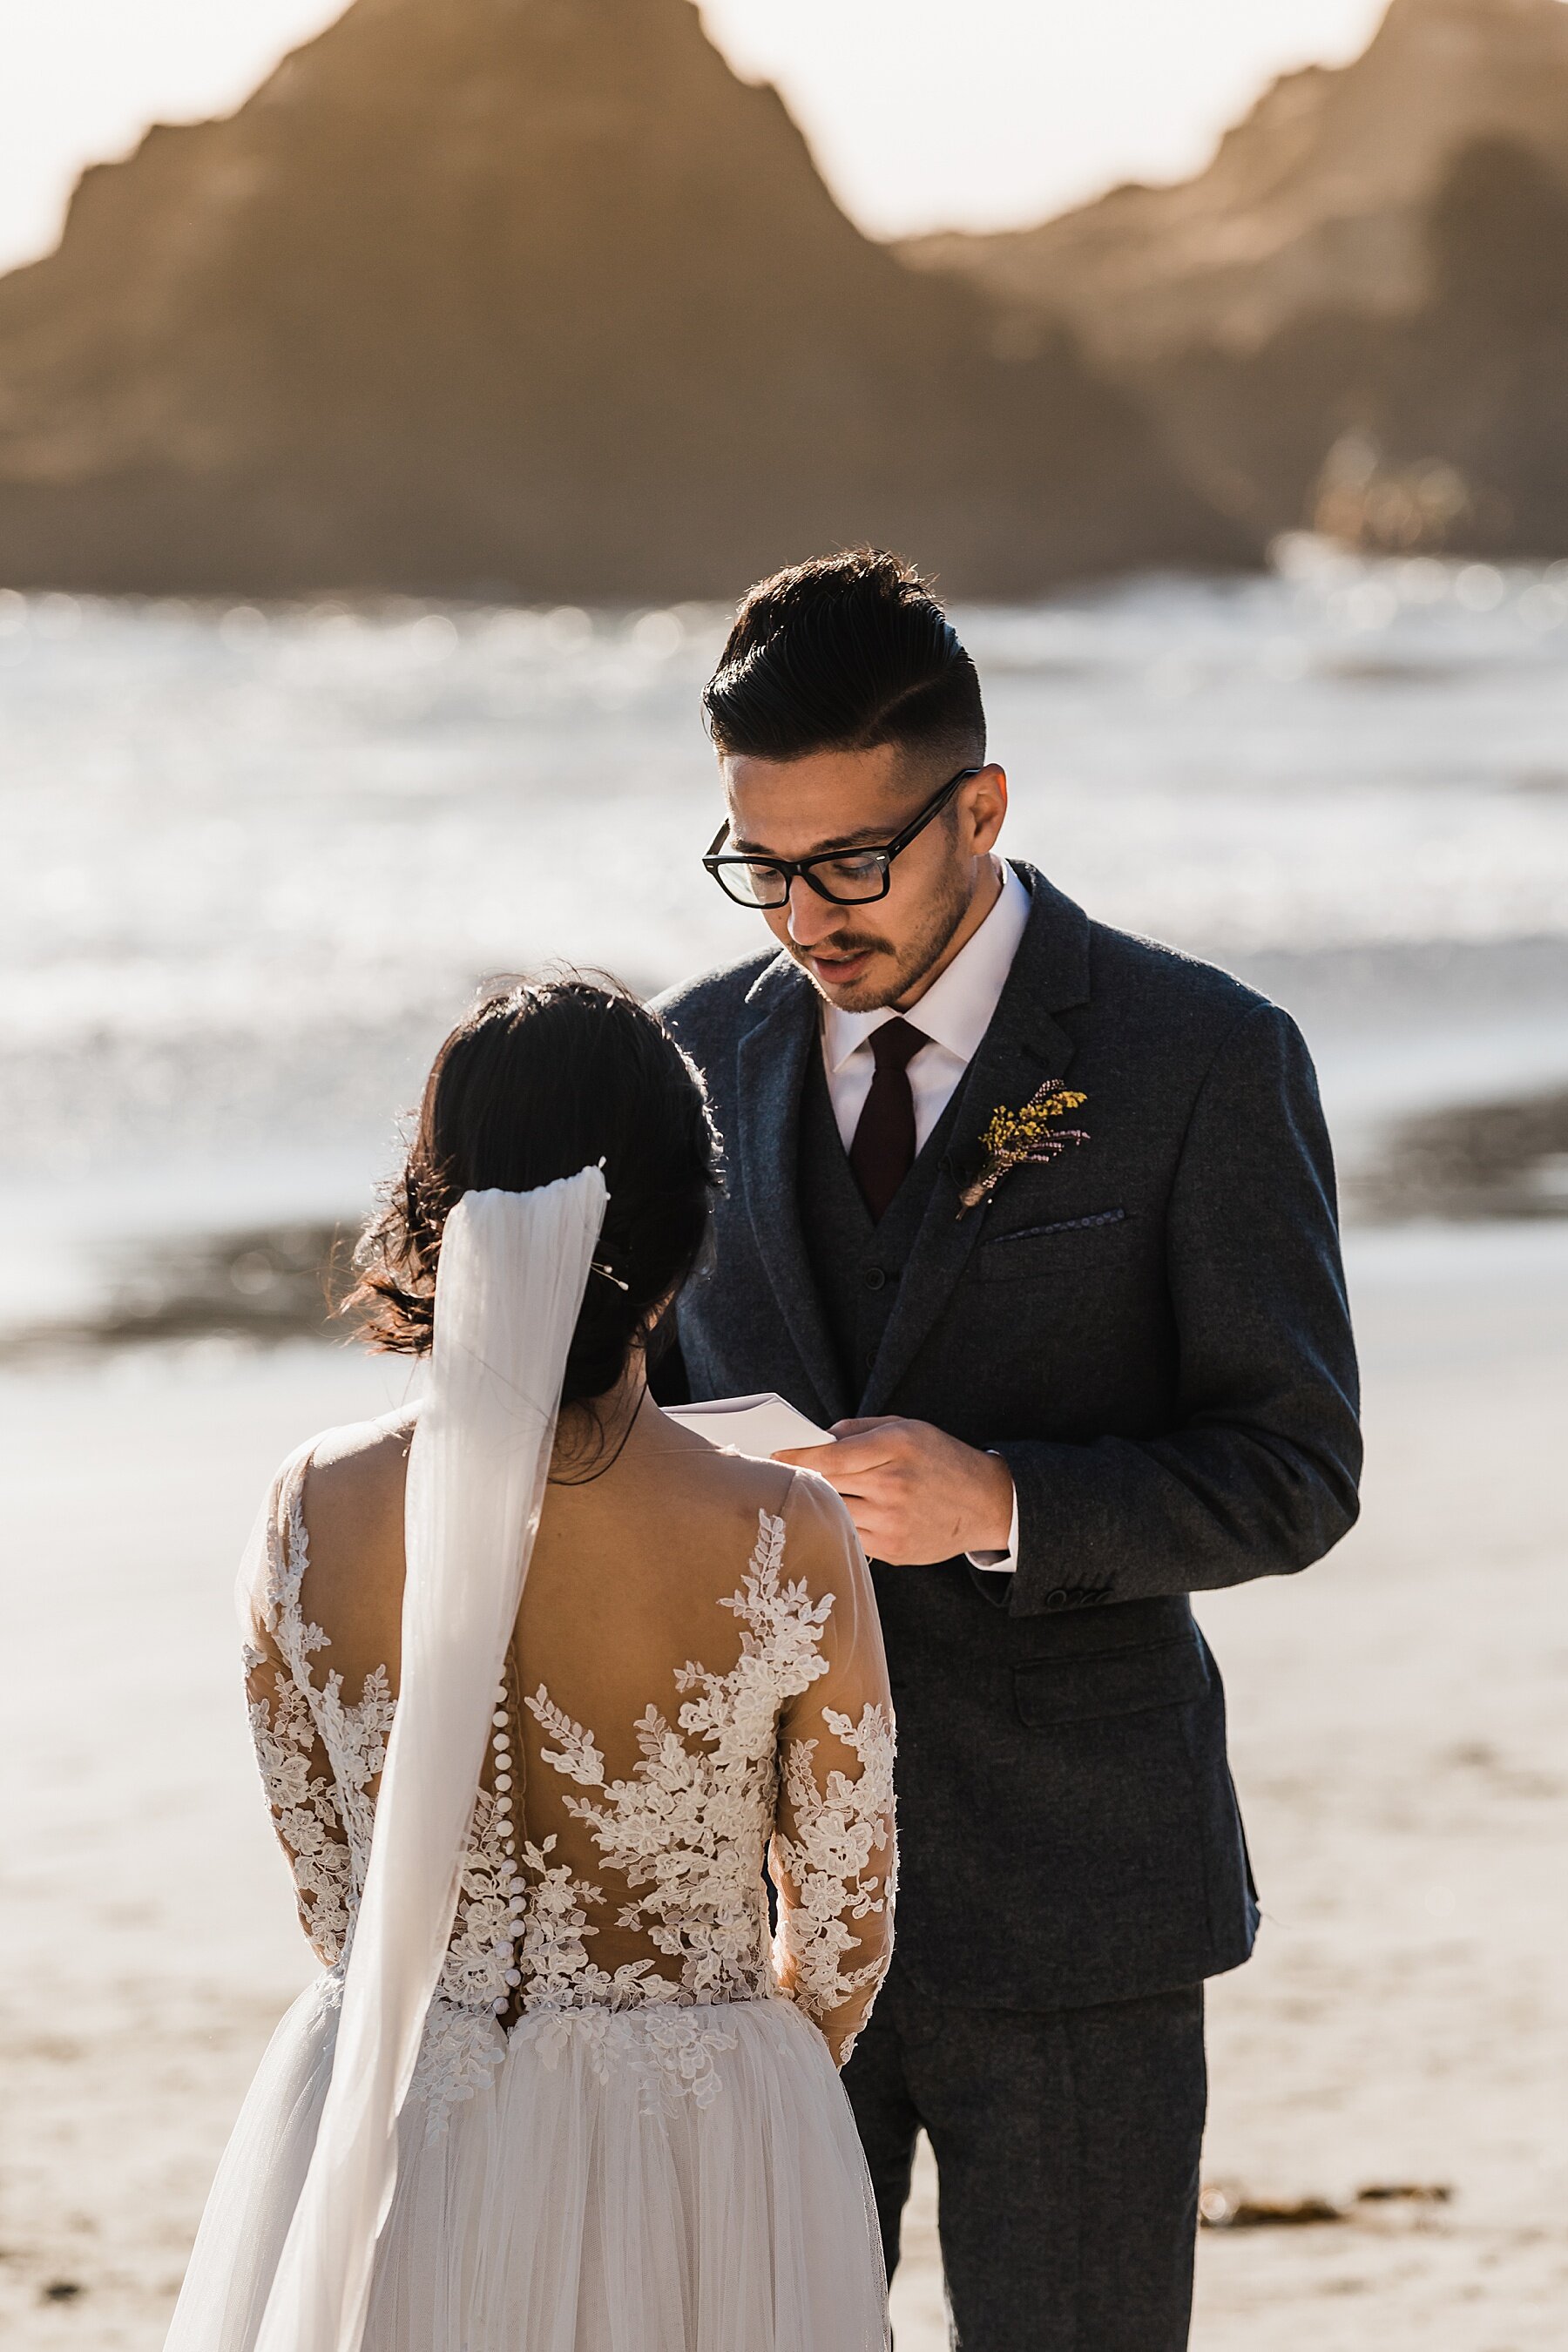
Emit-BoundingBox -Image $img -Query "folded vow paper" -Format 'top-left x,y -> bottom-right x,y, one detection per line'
661,1391 -> 835,1458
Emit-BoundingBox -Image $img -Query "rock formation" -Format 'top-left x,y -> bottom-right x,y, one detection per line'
903,0 -> 1568,553
0,0 -> 1248,599
902,0 -> 1568,367
1154,136 -> 1568,552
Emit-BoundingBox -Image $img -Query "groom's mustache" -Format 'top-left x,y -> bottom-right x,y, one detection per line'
791,929 -> 887,959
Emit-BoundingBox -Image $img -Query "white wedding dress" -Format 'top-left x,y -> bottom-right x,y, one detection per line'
166,1412 -> 896,2352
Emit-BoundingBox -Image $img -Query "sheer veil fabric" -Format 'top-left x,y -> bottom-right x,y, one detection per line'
254,1173 -> 608,2352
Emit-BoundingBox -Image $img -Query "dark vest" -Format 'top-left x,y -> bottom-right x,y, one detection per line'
797,1045 -> 965,1409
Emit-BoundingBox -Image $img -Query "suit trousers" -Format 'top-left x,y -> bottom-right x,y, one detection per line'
843,1963 -> 1206,2351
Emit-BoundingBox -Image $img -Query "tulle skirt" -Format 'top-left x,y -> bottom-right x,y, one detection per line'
166,1978 -> 889,2352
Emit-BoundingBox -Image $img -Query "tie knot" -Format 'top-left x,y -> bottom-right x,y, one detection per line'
868,1018 -> 928,1077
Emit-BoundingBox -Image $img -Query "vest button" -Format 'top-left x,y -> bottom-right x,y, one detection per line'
862,1266 -> 888,1291
1044,1588 -> 1070,1611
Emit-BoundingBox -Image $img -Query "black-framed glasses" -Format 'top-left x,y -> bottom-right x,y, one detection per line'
703,767 -> 982,909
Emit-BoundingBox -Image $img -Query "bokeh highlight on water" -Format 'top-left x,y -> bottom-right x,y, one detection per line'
6,537 -> 1568,1342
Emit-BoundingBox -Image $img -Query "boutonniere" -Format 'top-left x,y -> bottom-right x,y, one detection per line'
956,1079 -> 1088,1217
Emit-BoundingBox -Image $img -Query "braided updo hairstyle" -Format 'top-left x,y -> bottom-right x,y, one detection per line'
345,977 -> 720,1408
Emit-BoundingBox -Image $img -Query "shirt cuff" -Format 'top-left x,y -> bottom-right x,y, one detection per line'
965,1461 -> 1019,1572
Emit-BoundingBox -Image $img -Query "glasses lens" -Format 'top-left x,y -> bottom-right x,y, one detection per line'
808,853 -> 889,904
713,861 -> 789,908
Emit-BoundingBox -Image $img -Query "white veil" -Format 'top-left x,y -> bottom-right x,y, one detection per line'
255,1169 -> 609,2352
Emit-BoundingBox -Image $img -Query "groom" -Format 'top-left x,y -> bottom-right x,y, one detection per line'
653,551 -> 1361,2349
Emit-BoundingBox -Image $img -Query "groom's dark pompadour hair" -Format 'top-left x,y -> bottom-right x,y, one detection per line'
703,548 -> 985,771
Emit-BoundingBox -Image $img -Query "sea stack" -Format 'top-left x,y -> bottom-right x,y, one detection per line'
0,0 -> 1248,598
903,0 -> 1568,553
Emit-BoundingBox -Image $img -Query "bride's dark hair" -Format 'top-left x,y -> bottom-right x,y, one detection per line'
346,976 -> 720,1405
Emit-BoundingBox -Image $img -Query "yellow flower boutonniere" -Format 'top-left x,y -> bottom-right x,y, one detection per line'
956,1079 -> 1089,1217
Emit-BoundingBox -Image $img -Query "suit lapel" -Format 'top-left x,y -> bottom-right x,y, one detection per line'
734,956 -> 853,1426
860,868 -> 1091,1416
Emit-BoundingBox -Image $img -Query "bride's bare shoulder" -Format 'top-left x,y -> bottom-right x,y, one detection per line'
299,1410 -> 417,1592
641,1411 -> 860,1571
644,1409 -> 794,1506
240,1413 -> 415,1652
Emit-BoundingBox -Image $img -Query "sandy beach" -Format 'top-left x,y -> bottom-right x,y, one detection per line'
3,1217 -> 1565,2349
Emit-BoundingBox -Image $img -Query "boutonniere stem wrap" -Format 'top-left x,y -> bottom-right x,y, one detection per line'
957,1080 -> 1088,1217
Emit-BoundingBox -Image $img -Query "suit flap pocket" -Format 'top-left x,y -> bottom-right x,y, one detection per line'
1013,1636 -> 1210,1728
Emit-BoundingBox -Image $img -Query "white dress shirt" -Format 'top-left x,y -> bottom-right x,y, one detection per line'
819,858 -> 1031,1569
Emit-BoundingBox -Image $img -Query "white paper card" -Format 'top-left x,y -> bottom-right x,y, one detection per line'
661,1391 -> 835,1459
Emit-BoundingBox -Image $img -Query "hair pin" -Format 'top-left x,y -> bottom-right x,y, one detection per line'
591,1260 -> 629,1292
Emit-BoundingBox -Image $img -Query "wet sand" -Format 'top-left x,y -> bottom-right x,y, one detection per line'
3,1225 -> 1565,2349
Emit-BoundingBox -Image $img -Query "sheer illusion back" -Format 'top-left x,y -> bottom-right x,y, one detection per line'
242,1405 -> 896,2140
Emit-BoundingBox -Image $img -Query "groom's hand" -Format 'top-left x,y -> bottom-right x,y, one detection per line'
774,1416 -> 1015,1565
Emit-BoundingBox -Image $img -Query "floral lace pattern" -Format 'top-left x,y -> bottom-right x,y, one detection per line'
774,1702 -> 900,2031
245,1468 -> 392,1967
527,1509 -> 896,2042
246,1465 -> 895,2135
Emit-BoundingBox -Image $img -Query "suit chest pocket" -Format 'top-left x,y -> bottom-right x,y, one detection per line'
1014,1635 -> 1210,1727
977,1206 -> 1127,1282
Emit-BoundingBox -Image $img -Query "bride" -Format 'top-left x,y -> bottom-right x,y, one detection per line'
166,978 -> 896,2352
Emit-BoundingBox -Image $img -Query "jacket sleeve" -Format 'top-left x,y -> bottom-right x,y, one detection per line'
993,1001 -> 1362,1615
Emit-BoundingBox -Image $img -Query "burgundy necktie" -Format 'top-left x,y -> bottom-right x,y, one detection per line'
848,1019 -> 929,1224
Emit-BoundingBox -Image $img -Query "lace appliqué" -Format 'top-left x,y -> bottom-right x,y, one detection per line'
246,1472 -> 393,1966
525,1507 -> 894,2048
774,1701 -> 898,2051
522,2003 -> 740,2111
247,1460 -> 519,2143
406,1781 -> 531,2140
247,1481 -> 894,2138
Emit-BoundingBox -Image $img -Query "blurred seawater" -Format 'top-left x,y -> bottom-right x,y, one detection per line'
6,537 -> 1568,1346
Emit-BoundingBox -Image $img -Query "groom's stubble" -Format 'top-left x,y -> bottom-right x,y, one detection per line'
722,743 -> 1008,1017
780,843 -> 974,1014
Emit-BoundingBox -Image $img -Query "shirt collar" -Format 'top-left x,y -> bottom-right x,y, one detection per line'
821,860 -> 1032,1075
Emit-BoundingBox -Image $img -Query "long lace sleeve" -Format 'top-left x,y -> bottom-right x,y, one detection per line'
238,1446 -> 368,1968
769,1471 -> 897,2066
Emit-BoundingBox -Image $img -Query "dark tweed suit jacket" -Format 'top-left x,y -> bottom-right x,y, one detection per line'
654,865 -> 1362,2012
